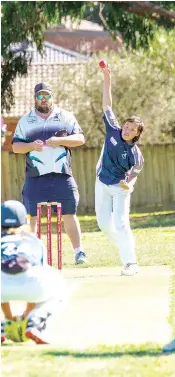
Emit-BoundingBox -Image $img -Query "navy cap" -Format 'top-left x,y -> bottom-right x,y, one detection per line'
1,200 -> 27,228
34,82 -> 52,95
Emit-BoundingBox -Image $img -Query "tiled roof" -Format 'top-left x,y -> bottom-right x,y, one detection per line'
10,41 -> 89,64
3,42 -> 90,118
31,42 -> 89,64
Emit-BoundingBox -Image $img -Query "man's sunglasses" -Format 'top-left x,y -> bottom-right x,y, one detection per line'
36,94 -> 51,100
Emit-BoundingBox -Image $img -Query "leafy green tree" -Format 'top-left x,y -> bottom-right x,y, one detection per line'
1,1 -> 175,111
84,1 -> 175,49
52,29 -> 175,144
1,1 -> 85,111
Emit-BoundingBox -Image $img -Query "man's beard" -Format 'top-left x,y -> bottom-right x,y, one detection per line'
36,103 -> 52,114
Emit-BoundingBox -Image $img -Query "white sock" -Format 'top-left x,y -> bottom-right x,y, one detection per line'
74,247 -> 83,254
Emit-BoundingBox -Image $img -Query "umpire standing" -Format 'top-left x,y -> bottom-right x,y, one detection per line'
12,82 -> 87,265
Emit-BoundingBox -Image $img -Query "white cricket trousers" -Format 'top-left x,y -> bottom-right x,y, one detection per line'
1,266 -> 68,317
95,178 -> 136,266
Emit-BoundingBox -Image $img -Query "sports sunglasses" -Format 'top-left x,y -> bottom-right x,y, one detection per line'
36,94 -> 51,100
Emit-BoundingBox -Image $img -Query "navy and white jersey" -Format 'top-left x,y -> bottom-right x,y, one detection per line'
1,233 -> 47,275
12,105 -> 83,177
96,107 -> 144,185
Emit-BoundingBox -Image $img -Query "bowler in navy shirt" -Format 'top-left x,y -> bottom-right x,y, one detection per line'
96,63 -> 144,276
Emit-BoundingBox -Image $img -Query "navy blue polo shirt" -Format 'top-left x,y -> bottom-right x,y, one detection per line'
96,108 -> 144,185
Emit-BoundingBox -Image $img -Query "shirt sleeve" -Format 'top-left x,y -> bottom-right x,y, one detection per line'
22,236 -> 48,266
126,147 -> 144,183
69,113 -> 83,135
103,107 -> 121,132
12,120 -> 27,143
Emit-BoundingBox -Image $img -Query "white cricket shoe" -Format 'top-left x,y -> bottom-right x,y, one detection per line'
25,315 -> 50,344
163,338 -> 175,352
121,263 -> 139,276
75,251 -> 88,265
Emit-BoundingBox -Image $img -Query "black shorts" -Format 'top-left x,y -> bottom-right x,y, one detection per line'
22,173 -> 79,216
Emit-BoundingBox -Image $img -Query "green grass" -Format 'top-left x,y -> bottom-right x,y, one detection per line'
53,227 -> 174,269
41,211 -> 175,233
40,211 -> 175,269
2,344 -> 175,377
2,212 -> 175,376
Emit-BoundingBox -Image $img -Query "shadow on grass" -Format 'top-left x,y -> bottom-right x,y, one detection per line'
44,348 -> 171,359
131,212 -> 175,229
40,212 -> 175,234
2,345 -> 173,358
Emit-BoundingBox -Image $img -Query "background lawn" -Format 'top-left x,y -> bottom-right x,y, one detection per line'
40,211 -> 175,269
2,212 -> 175,377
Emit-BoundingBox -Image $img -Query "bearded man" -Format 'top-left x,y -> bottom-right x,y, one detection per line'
12,83 -> 87,265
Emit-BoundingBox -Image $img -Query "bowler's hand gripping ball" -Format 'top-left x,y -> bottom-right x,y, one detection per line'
99,60 -> 108,69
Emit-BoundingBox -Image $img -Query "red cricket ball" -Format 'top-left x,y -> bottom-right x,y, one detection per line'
99,60 -> 108,69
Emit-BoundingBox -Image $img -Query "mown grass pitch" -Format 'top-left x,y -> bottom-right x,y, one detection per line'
2,212 -> 175,377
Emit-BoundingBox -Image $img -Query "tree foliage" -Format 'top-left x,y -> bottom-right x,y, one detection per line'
52,29 -> 175,145
83,1 -> 175,49
1,1 -> 175,112
1,1 -> 85,111
99,1 -> 175,47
